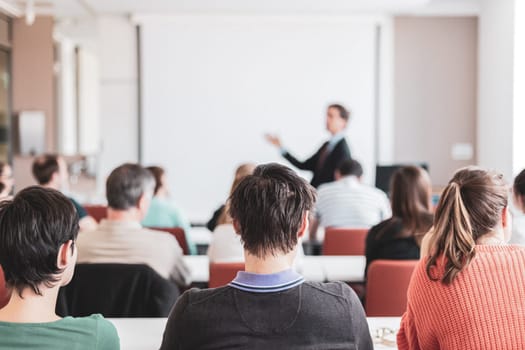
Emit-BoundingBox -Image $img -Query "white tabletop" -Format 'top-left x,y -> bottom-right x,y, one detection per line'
109,317 -> 401,350
183,255 -> 366,284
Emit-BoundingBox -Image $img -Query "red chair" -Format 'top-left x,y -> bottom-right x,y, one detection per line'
209,262 -> 245,288
0,267 -> 10,309
365,259 -> 418,317
148,227 -> 190,255
323,228 -> 368,255
83,205 -> 107,223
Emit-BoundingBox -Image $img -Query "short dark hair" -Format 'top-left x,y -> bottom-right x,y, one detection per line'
106,163 -> 155,210
32,154 -> 60,185
0,186 -> 79,296
328,104 -> 350,121
337,159 -> 363,177
229,163 -> 316,258
514,169 -> 525,207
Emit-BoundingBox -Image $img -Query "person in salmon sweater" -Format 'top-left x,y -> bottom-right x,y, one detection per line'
397,167 -> 525,349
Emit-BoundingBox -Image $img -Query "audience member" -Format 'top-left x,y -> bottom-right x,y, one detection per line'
365,166 -> 433,274
0,187 -> 119,349
397,167 -> 525,349
142,166 -> 196,254
310,159 -> 391,240
161,163 -> 373,350
206,163 -> 256,232
32,154 -> 97,231
76,163 -> 191,287
511,168 -> 525,245
0,162 -> 14,200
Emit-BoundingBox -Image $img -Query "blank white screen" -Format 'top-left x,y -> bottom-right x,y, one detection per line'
140,15 -> 377,221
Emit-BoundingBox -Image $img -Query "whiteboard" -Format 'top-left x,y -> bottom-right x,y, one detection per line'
140,15 -> 377,221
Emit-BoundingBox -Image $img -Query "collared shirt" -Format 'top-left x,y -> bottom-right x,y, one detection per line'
229,268 -> 305,293
76,219 -> 191,286
316,176 -> 391,228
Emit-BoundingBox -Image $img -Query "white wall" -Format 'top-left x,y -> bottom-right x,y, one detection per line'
514,0 -> 525,175
139,15 -> 384,220
477,0 -> 515,180
56,38 -> 77,155
97,16 -> 139,190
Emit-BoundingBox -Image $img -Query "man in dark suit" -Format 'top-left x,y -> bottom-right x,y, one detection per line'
265,104 -> 352,188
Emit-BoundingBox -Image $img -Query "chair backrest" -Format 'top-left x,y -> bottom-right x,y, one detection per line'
365,259 -> 418,317
0,267 -> 10,309
209,262 -> 245,288
56,263 -> 179,318
148,227 -> 189,255
83,205 -> 107,223
323,228 -> 368,255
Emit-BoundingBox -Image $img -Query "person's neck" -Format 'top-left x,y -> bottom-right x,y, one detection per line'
0,286 -> 61,323
476,229 -> 506,245
107,208 -> 142,222
42,182 -> 59,191
244,249 -> 296,274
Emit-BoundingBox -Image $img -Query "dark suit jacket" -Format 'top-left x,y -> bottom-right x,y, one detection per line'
283,138 -> 351,188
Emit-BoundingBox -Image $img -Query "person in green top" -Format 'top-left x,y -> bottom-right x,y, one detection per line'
142,166 -> 197,255
0,186 -> 120,350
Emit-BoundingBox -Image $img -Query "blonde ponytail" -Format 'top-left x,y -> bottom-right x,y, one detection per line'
426,168 -> 507,284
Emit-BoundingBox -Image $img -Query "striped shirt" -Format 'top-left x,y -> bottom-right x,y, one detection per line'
229,269 -> 305,293
316,176 -> 391,228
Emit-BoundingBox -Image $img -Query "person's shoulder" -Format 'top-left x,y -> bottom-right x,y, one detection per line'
317,180 -> 342,195
62,315 -> 119,345
303,281 -> 359,302
182,286 -> 232,306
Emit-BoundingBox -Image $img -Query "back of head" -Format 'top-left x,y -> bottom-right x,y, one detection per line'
32,154 -> 60,185
328,103 -> 350,121
0,186 -> 79,296
390,166 -> 432,234
337,159 -> 363,178
513,169 -> 525,210
106,163 -> 155,210
229,163 -> 316,258
146,166 -> 165,196
426,167 -> 508,284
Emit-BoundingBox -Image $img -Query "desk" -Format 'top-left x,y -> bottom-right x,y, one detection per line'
109,317 -> 401,350
183,255 -> 366,284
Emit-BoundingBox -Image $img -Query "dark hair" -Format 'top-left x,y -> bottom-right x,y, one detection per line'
146,166 -> 165,196
32,154 -> 60,185
106,163 -> 155,210
0,186 -> 79,296
0,162 -> 8,193
229,163 -> 316,258
337,159 -> 363,178
513,169 -> 525,208
328,104 -> 350,121
426,167 -> 508,285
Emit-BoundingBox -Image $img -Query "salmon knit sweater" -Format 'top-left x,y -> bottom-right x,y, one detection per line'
397,245 -> 525,350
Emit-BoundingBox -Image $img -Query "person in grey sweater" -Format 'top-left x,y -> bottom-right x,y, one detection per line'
160,163 -> 373,350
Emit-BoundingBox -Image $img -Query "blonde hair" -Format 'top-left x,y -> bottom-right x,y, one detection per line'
217,163 -> 256,225
426,167 -> 508,284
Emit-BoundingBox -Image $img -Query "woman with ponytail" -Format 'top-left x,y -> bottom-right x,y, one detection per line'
398,167 -> 525,349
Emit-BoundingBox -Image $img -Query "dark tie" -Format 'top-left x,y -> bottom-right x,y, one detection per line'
316,143 -> 330,172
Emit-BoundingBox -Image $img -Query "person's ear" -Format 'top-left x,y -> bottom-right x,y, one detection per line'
334,170 -> 341,181
297,211 -> 309,239
137,193 -> 151,214
233,219 -> 241,236
57,240 -> 75,269
502,206 -> 509,228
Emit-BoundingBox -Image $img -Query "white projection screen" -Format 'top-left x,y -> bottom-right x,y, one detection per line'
140,15 -> 378,221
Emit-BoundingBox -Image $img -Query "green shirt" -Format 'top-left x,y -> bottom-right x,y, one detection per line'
0,314 -> 120,350
142,197 -> 197,255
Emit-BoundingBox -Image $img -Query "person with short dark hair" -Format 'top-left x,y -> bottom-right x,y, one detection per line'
32,154 -> 97,231
160,163 -> 373,350
76,163 -> 191,287
310,159 -> 391,240
511,168 -> 525,245
141,166 -> 196,254
0,186 -> 119,349
265,104 -> 352,188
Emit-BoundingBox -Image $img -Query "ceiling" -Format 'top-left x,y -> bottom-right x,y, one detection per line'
5,0 -> 480,18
